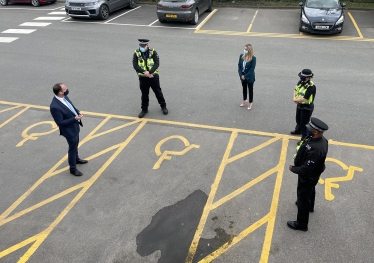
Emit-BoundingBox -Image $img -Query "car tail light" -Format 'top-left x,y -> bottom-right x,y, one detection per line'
157,3 -> 163,7
180,4 -> 193,8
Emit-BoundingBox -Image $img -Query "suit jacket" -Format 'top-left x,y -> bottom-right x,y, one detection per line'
50,91 -> 82,139
238,55 -> 256,83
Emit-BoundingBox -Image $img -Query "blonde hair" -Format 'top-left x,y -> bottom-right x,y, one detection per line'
242,44 -> 254,62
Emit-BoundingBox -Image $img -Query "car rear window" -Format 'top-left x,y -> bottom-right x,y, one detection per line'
161,0 -> 186,2
305,0 -> 340,8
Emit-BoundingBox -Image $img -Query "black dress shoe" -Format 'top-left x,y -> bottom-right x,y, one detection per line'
287,221 -> 308,231
70,169 -> 83,176
295,201 -> 314,212
76,159 -> 88,164
138,110 -> 148,118
162,107 -> 168,115
290,130 -> 302,135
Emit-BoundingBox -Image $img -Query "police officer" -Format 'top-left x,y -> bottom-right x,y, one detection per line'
288,117 -> 329,231
132,39 -> 168,118
290,69 -> 316,142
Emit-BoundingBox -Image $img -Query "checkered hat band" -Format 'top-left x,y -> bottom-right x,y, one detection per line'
308,122 -> 323,132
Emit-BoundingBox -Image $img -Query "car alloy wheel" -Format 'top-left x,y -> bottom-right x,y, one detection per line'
99,4 -> 109,20
189,9 -> 198,25
0,0 -> 9,6
128,0 -> 136,8
31,0 -> 40,6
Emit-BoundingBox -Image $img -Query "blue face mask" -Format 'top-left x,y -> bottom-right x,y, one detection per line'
243,50 -> 248,54
300,76 -> 307,81
139,47 -> 146,52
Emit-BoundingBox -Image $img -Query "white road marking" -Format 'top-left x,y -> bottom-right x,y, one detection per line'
48,11 -> 67,15
34,16 -> 65,20
19,22 -> 51,27
0,37 -> 18,43
0,8 -> 56,10
148,19 -> 158,26
104,6 -> 141,23
2,29 -> 37,34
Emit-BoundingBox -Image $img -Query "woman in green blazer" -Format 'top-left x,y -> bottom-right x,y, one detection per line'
238,44 -> 256,110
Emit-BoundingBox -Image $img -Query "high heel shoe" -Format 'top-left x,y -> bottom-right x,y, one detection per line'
247,103 -> 252,110
240,100 -> 247,107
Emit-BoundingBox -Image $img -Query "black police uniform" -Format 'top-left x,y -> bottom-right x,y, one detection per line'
132,39 -> 167,116
289,117 -> 328,230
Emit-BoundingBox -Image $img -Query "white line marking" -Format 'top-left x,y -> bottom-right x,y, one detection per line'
0,37 -> 18,43
52,5 -> 65,9
148,19 -> 158,26
48,11 -> 67,15
19,22 -> 51,27
61,17 -> 72,21
0,8 -> 56,10
34,16 -> 65,20
2,29 -> 37,34
104,6 -> 141,23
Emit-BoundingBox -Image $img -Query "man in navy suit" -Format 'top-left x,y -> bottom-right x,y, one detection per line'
50,83 -> 88,176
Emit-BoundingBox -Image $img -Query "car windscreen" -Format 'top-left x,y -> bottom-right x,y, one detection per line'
305,0 -> 340,8
161,0 -> 187,2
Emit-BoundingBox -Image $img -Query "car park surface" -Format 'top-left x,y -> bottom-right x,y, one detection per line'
1,4 -> 374,263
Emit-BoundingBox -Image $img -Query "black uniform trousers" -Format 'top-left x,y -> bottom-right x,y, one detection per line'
294,103 -> 314,140
241,81 -> 254,103
65,134 -> 79,171
139,75 -> 166,111
296,176 -> 317,226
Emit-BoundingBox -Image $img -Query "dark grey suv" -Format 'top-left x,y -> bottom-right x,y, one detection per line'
157,0 -> 213,25
65,0 -> 136,20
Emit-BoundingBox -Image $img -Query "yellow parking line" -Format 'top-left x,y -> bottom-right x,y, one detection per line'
348,12 -> 363,38
195,9 -> 218,32
247,10 -> 258,33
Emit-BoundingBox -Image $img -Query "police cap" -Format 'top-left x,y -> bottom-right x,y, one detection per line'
138,39 -> 149,47
298,69 -> 314,78
306,117 -> 328,132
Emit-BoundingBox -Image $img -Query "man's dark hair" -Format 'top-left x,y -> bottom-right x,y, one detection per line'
53,83 -> 63,95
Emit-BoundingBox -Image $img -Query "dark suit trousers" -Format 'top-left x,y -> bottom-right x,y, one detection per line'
296,176 -> 317,226
139,75 -> 166,111
65,134 -> 79,171
295,103 -> 314,140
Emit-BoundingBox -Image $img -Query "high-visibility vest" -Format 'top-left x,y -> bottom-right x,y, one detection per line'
295,81 -> 314,105
293,136 -> 311,160
134,48 -> 158,77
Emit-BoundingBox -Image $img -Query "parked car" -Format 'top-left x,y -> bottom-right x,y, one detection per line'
0,0 -> 55,6
156,0 -> 213,25
299,0 -> 346,34
65,0 -> 136,20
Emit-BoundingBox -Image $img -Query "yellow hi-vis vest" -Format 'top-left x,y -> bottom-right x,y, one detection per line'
295,80 -> 314,105
134,48 -> 159,77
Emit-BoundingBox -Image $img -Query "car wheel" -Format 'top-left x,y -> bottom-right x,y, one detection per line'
128,0 -> 136,8
98,4 -> 109,20
31,0 -> 40,6
158,18 -> 165,23
207,0 -> 213,11
189,9 -> 199,25
0,0 -> 9,6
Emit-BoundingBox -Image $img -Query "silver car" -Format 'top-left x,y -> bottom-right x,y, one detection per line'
65,0 -> 136,20
157,0 -> 213,25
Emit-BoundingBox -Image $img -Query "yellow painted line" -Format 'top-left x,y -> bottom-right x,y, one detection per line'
0,106 -> 29,129
88,119 -> 141,140
348,12 -> 363,38
0,105 -> 22,113
16,121 -> 147,262
246,10 -> 258,33
199,214 -> 271,263
211,166 -> 278,210
260,137 -> 288,262
0,182 -> 86,226
329,139 -> 374,150
0,235 -> 38,258
227,136 -> 281,164
194,8 -> 218,32
185,131 -> 237,263
195,29 -> 374,42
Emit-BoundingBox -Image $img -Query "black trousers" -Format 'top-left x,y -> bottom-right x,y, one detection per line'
296,176 -> 317,226
139,75 -> 166,111
242,81 -> 254,103
294,103 -> 314,140
65,134 -> 79,171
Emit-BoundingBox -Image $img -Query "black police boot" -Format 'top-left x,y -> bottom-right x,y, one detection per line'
290,130 -> 302,135
287,221 -> 308,231
138,110 -> 148,118
162,107 -> 168,115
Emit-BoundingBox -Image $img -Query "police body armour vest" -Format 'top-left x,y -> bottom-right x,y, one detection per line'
295,80 -> 314,105
134,48 -> 159,77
